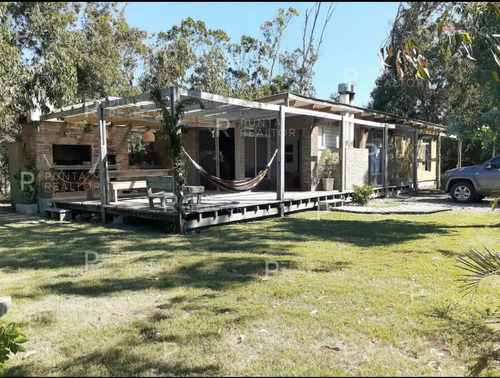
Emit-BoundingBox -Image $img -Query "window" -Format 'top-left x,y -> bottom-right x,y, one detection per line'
489,156 -> 500,169
422,139 -> 432,172
285,144 -> 294,163
319,127 -> 325,148
245,127 -> 269,177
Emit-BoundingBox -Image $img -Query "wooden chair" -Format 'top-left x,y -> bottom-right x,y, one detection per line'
146,176 -> 176,209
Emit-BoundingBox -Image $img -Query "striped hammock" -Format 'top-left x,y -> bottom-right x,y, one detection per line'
183,147 -> 278,192
43,153 -> 99,187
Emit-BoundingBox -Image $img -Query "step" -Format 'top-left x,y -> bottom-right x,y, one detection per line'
318,198 -> 345,211
44,207 -> 72,221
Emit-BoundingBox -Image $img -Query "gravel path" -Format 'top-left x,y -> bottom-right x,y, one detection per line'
336,190 -> 497,214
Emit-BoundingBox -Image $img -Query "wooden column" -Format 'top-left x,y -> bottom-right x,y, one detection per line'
97,103 -> 109,223
382,123 -> 389,195
340,116 -> 347,192
215,127 -> 220,192
277,105 -> 285,202
437,134 -> 442,188
413,128 -> 419,192
170,86 -> 184,233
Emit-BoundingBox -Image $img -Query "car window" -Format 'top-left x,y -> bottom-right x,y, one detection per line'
489,156 -> 500,169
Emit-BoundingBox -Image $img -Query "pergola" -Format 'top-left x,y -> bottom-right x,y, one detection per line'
41,87 -> 446,225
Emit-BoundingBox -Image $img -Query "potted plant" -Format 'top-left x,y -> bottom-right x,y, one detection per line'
14,159 -> 39,215
318,148 -> 339,191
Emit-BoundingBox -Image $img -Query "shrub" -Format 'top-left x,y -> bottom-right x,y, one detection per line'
491,191 -> 499,211
351,184 -> 374,206
13,159 -> 38,204
0,323 -> 26,373
318,149 -> 339,178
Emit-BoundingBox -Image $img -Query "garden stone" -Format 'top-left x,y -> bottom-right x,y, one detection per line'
0,297 -> 12,318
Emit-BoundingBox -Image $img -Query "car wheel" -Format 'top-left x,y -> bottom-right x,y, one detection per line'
450,182 -> 475,203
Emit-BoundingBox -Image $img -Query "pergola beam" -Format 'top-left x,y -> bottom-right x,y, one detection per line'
178,88 -> 281,112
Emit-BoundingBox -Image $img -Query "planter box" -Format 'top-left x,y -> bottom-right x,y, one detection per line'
321,178 -> 335,191
16,203 -> 39,215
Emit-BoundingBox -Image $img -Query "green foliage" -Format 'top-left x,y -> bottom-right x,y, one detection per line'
371,2 -> 500,164
151,88 -> 203,232
491,191 -> 499,211
0,323 -> 26,373
318,148 -> 339,178
14,159 -> 38,204
457,247 -> 500,325
457,247 -> 500,296
141,3 -> 334,99
351,184 -> 374,206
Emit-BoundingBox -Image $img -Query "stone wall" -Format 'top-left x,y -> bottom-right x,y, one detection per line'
345,147 -> 369,190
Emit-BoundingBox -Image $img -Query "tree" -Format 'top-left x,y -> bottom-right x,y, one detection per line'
280,2 -> 335,96
260,7 -> 299,83
76,2 -> 148,100
142,3 -> 335,99
371,2 -> 500,163
141,18 -> 230,92
0,2 -> 148,196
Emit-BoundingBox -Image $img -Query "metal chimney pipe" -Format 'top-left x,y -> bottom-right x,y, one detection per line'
338,83 -> 356,105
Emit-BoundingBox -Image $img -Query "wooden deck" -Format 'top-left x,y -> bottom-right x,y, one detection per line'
53,186 -> 411,230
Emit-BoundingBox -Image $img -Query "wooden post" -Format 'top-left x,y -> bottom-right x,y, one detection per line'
215,127 -> 220,192
457,139 -> 462,168
97,103 -> 109,223
277,105 -> 285,203
170,86 -> 184,233
382,123 -> 389,195
437,134 -> 442,189
413,128 -> 419,192
340,116 -> 347,192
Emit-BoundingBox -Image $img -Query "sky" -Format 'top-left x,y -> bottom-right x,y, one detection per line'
125,2 -> 400,107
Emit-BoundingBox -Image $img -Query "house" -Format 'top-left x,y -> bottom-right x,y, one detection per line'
8,84 -> 446,230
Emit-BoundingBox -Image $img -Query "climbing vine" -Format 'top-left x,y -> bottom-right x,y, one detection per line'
151,88 -> 202,232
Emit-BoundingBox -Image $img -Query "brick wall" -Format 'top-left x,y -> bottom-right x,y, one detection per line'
25,121 -> 131,171
22,121 -> 132,197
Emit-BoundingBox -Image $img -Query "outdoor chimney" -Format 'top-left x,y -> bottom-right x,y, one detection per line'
338,83 -> 356,106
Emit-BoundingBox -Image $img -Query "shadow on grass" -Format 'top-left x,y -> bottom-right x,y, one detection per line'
41,255 -> 352,297
0,214 -> 461,273
271,217 -> 453,248
0,212 -> 478,299
5,345 -> 221,377
427,303 -> 500,376
43,256 -> 275,295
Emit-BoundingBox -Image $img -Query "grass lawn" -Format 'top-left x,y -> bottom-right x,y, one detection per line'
1,210 -> 499,376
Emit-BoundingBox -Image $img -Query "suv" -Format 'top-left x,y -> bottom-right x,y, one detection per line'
441,154 -> 500,203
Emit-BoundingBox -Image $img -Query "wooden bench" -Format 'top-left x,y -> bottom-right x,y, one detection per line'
45,207 -> 72,221
109,180 -> 147,202
147,176 -> 176,209
107,169 -> 172,202
146,177 -> 205,209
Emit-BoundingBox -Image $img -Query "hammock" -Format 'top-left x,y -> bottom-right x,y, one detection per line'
43,154 -> 99,187
183,147 -> 278,193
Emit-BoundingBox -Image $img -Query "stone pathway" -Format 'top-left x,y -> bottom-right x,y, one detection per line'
332,202 -> 451,215
332,190 -> 496,215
